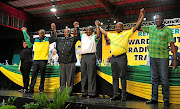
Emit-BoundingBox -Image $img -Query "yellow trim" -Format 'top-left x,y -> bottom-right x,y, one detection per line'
0,66 -> 81,92
18,61 -> 21,70
97,70 -> 180,104
1,66 -> 180,104
74,72 -> 81,85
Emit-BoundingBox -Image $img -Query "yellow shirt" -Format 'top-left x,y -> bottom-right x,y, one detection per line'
22,30 -> 50,60
107,28 -> 134,56
34,41 -> 50,60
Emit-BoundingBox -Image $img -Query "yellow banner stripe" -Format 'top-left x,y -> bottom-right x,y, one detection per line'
97,70 -> 180,104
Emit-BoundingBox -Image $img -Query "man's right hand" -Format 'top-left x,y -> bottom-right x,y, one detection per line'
21,27 -> 27,31
140,8 -> 145,15
18,69 -> 21,72
95,20 -> 100,26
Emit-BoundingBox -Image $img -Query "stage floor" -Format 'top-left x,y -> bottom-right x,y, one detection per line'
0,90 -> 179,109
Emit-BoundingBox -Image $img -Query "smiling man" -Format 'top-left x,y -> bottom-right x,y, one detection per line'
50,22 -> 80,95
21,27 -> 52,93
73,24 -> 100,98
140,13 -> 177,106
96,8 -> 145,102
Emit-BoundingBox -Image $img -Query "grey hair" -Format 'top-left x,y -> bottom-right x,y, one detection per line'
87,25 -> 94,32
39,29 -> 45,33
116,22 -> 123,25
64,28 -> 71,33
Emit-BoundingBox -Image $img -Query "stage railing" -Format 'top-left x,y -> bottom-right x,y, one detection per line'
28,18 -> 180,36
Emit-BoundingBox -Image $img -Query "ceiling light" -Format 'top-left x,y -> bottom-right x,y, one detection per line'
101,22 -> 103,25
114,20 -> 116,23
51,8 -> 57,12
143,18 -> 146,21
153,16 -> 156,19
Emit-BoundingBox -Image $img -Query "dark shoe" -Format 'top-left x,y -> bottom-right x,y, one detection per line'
110,95 -> 121,100
164,101 -> 170,106
26,89 -> 34,93
121,97 -> 127,102
82,94 -> 88,97
89,95 -> 97,98
146,100 -> 158,104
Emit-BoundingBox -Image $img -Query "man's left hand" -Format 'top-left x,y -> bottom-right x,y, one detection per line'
73,21 -> 79,28
51,23 -> 56,30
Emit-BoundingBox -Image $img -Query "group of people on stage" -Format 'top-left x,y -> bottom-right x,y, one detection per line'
18,8 -> 177,106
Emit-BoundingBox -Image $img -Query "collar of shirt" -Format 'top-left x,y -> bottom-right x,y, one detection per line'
155,24 -> 165,30
86,34 -> 93,37
65,35 -> 72,39
39,36 -> 46,41
115,31 -> 124,35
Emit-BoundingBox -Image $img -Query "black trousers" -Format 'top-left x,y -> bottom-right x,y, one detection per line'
20,62 -> 32,90
81,54 -> 96,96
111,54 -> 127,98
29,60 -> 47,91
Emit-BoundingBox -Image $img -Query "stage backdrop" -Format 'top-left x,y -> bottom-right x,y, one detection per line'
102,25 -> 180,66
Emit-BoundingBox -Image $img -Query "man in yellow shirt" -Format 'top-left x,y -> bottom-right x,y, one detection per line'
95,8 -> 144,101
21,27 -> 52,93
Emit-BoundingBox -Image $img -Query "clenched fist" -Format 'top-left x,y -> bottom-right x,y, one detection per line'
21,27 -> 27,31
95,20 -> 100,26
51,23 -> 56,30
73,21 -> 79,28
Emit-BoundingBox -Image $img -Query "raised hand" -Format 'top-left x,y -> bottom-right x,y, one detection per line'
51,23 -> 56,30
140,8 -> 145,15
73,21 -> 79,28
95,20 -> 100,26
21,27 -> 27,31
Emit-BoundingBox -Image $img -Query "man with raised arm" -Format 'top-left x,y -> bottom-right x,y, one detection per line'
95,8 -> 144,101
73,23 -> 100,98
50,22 -> 80,95
139,13 -> 177,106
21,27 -> 52,93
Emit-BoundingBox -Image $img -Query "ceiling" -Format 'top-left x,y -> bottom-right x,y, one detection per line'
0,0 -> 179,39
1,0 -> 180,25
0,0 -> 152,21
